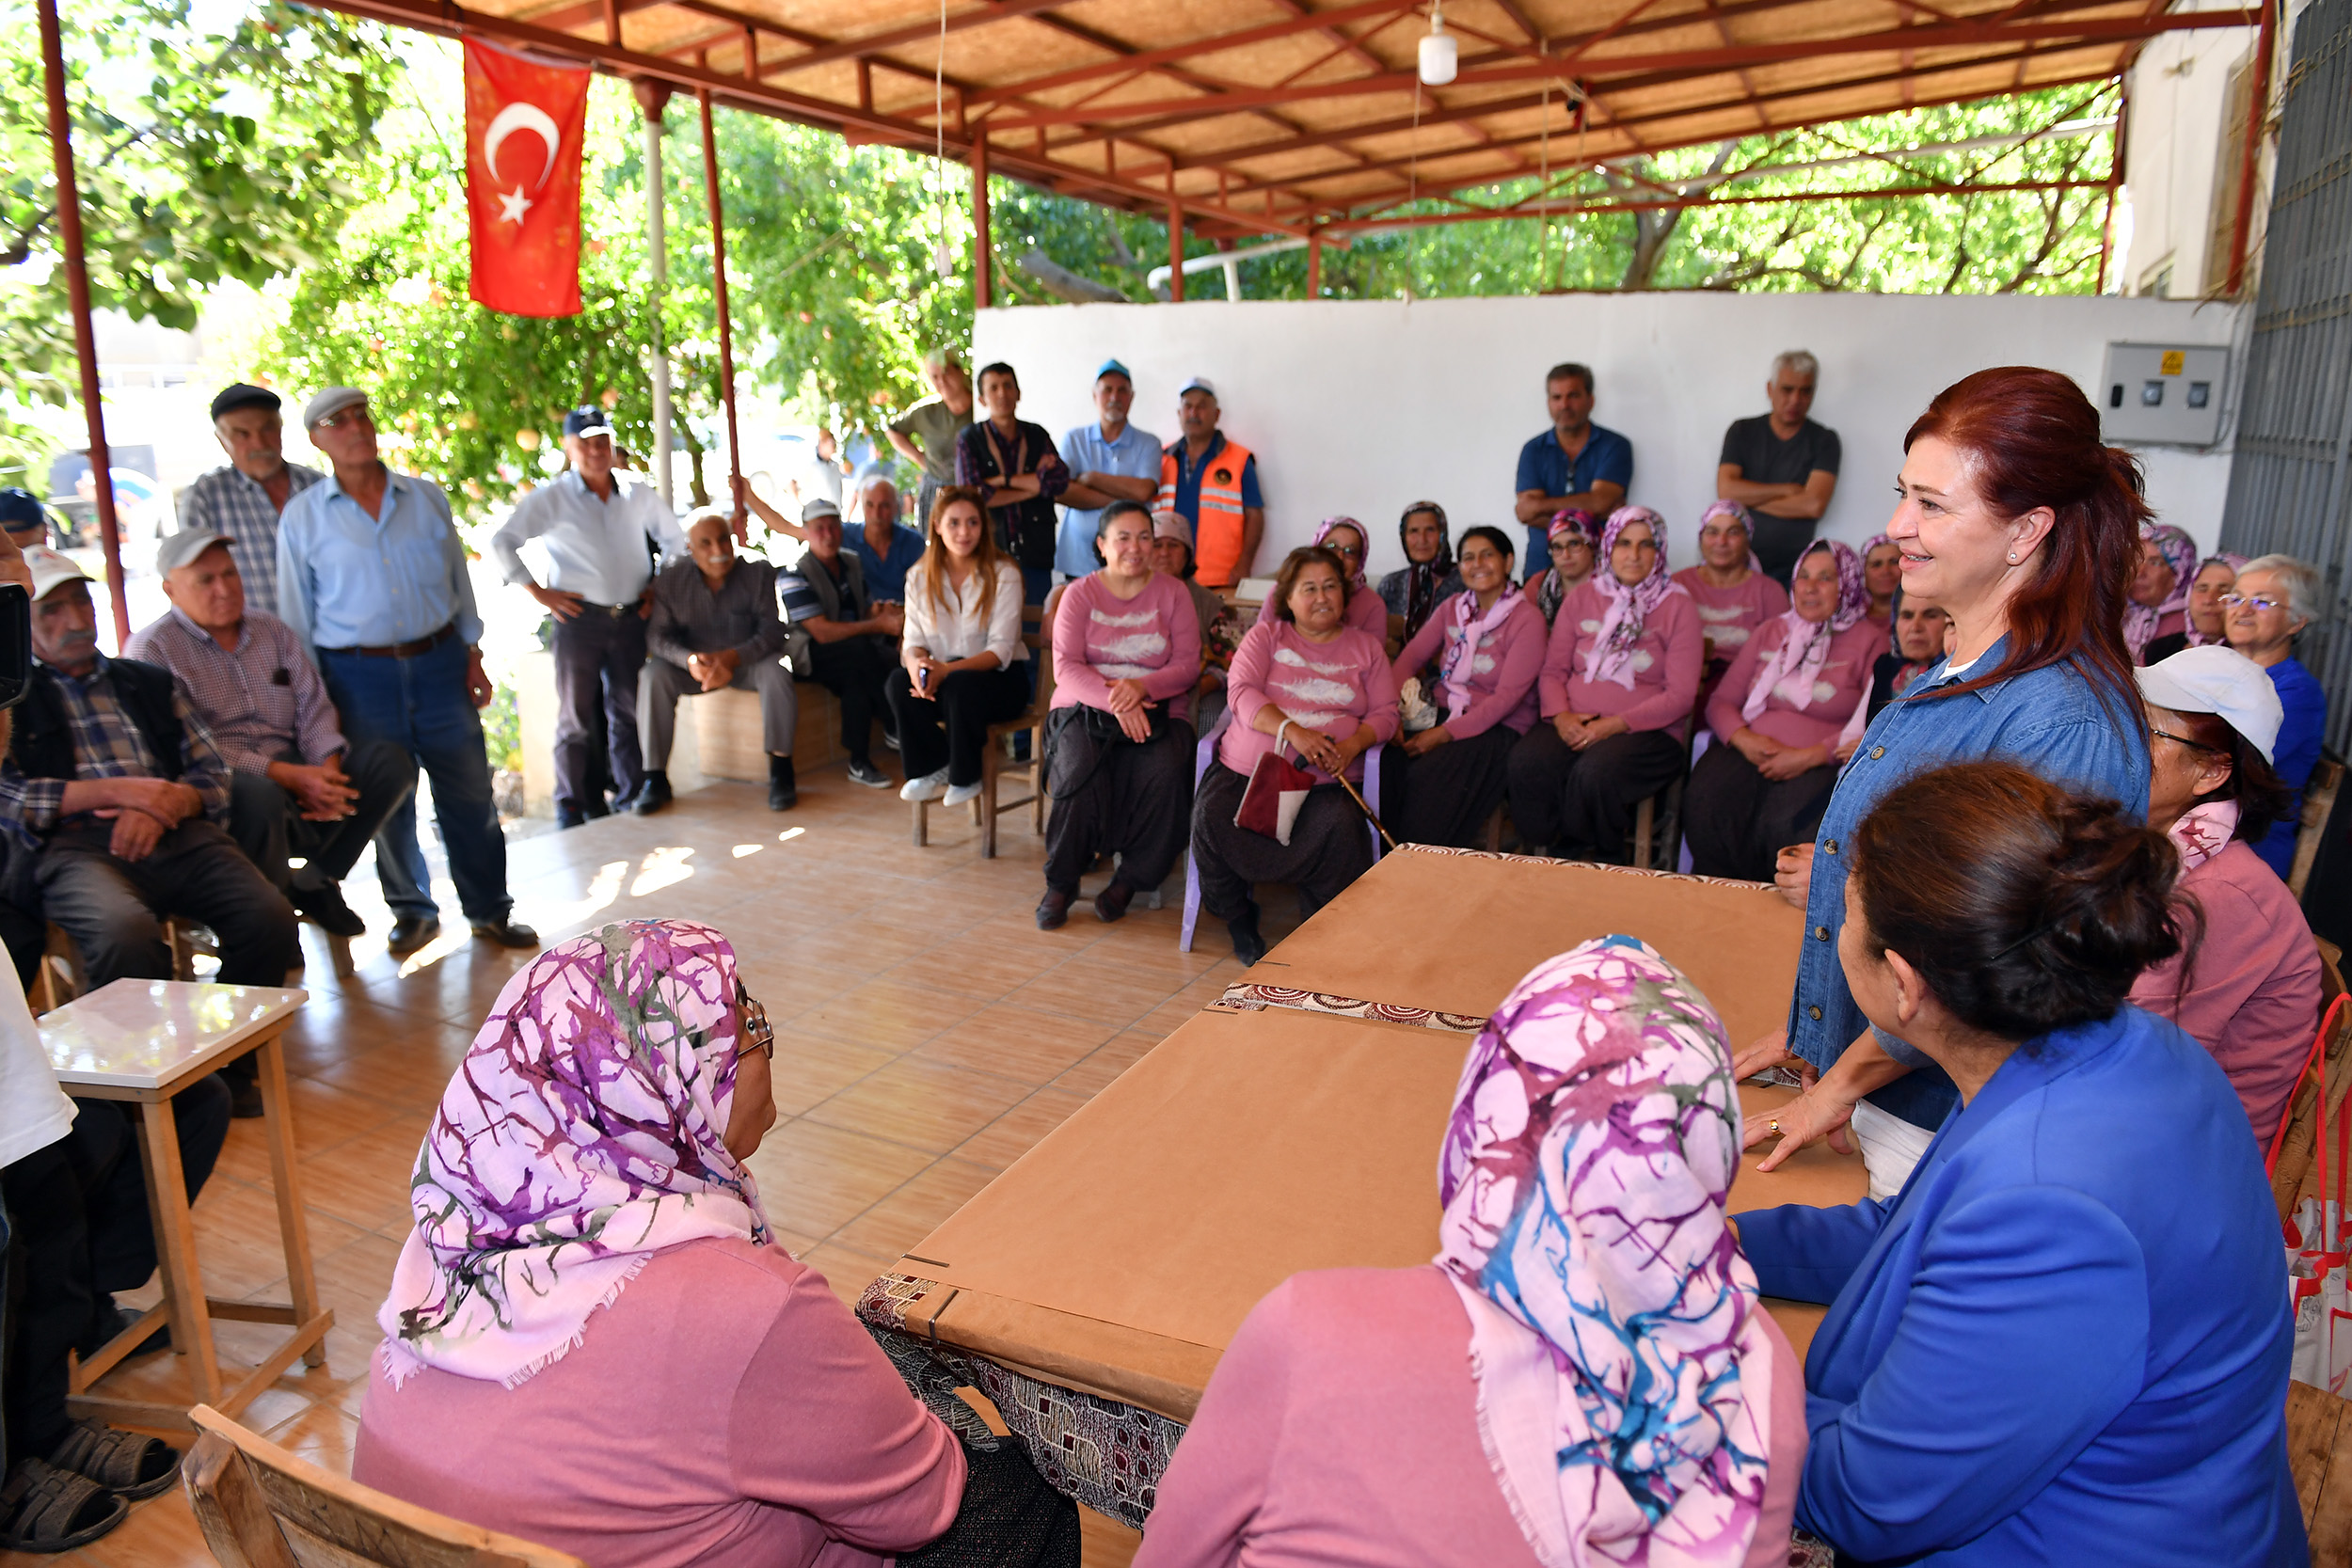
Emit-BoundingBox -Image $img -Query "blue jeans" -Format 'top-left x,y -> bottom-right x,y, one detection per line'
318,638 -> 511,924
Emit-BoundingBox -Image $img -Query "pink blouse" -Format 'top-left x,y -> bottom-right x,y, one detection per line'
1535,581 -> 1705,735
1220,620 -> 1400,784
1708,615 -> 1891,752
1673,567 -> 1789,667
1053,573 -> 1205,722
1343,581 -> 1387,639
1390,595 -> 1547,738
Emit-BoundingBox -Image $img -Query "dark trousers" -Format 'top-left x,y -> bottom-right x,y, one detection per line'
886,665 -> 1029,787
807,637 -> 893,768
227,738 -> 418,894
320,637 -> 510,925
35,819 -> 298,989
1042,713 -> 1195,894
1505,724 -> 1687,863
1192,760 -> 1376,919
552,609 -> 648,817
1682,743 -> 1839,883
67,1087 -> 229,1302
1393,724 -> 1518,848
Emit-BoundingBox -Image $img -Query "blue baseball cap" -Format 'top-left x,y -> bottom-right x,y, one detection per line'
0,488 -> 46,533
1095,358 -> 1132,382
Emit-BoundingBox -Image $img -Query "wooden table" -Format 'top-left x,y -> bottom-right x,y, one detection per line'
43,979 -> 332,1429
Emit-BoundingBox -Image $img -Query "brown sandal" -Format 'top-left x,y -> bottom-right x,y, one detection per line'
46,1419 -> 181,1501
0,1457 -> 127,1553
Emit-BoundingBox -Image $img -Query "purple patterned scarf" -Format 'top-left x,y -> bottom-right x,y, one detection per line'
1538,509 -> 1601,626
1699,499 -> 1768,577
379,920 -> 771,1387
1741,539 -> 1868,726
1313,515 -> 1371,591
1438,579 -> 1526,719
2126,524 -> 2200,664
1580,507 -> 1681,691
1437,936 -> 1772,1567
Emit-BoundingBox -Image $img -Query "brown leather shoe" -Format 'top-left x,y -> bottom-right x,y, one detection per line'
1036,888 -> 1074,930
1093,879 -> 1136,924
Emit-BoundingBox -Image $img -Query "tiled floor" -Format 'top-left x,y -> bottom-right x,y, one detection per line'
9,759 -> 1295,1568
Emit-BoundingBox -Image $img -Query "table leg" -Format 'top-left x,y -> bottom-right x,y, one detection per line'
256,1034 -> 326,1369
135,1095 -> 223,1406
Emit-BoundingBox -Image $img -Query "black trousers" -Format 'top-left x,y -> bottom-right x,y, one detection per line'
1393,724 -> 1518,848
886,665 -> 1029,787
551,608 -> 649,817
1505,724 -> 1687,863
227,738 -> 418,893
1682,743 -> 1840,883
1192,760 -> 1376,920
807,637 -> 894,766
33,819 -> 299,990
1042,712 -> 1195,895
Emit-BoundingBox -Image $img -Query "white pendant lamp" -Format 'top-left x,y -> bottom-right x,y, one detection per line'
1419,3 -> 1457,86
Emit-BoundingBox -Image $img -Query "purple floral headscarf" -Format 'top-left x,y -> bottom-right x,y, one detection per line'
1580,506 -> 1683,690
1538,510 -> 1603,626
1437,936 -> 1772,1567
1312,515 -> 1371,589
379,920 -> 770,1387
1699,499 -> 1768,577
2126,523 -> 2200,663
1741,539 -> 1868,725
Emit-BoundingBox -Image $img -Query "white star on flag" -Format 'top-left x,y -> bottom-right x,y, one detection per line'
499,186 -> 532,225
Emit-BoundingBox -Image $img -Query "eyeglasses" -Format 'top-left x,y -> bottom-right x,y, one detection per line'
313,406 -> 371,431
2149,725 -> 2224,754
734,979 -> 774,1060
2218,592 -> 2284,612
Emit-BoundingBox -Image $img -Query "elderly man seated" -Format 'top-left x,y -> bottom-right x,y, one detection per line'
636,512 -> 799,813
779,499 -> 902,790
123,531 -> 416,939
846,464 -> 927,605
2,550 -> 297,1115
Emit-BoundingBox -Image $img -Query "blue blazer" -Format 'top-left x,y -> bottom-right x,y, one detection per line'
1740,1006 -> 2303,1565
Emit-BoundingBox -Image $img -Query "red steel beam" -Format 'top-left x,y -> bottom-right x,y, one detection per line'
2224,0 -> 2275,294
966,0 -> 1421,105
1321,172 -> 2108,229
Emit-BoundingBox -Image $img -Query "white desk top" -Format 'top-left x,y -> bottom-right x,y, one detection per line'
40,980 -> 308,1092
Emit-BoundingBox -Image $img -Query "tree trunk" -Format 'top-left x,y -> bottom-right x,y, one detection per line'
1618,143 -> 1738,291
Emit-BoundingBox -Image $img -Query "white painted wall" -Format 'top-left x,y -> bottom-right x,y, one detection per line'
975,292 -> 2245,585
2117,0 -> 2271,299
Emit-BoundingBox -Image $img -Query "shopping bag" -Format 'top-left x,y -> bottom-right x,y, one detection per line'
1235,748 -> 1317,845
2275,997 -> 2352,1394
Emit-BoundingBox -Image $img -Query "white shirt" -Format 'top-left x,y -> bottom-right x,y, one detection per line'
903,558 -> 1027,668
0,963 -> 74,1167
489,470 -> 690,606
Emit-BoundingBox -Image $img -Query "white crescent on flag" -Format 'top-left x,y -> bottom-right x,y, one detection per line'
483,101 -> 562,224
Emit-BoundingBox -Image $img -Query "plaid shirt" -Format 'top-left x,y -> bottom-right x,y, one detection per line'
121,607 -> 346,775
176,461 -> 325,618
0,656 -> 233,845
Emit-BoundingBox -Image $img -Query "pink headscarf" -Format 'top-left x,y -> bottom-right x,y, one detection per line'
1312,515 -> 1370,590
2126,524 -> 2199,663
1741,539 -> 1868,725
1438,936 -> 1772,1568
1699,499 -> 1768,577
1580,506 -> 1682,690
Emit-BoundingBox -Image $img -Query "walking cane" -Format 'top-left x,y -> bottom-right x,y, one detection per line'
1332,769 -> 1399,853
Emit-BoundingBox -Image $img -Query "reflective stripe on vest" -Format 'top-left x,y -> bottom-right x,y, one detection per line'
1159,438 -> 1254,587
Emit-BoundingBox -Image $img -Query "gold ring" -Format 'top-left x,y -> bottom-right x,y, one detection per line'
1769,1119 -> 1781,1135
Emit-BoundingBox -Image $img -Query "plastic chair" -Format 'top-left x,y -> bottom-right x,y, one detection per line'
1179,716 -> 1387,953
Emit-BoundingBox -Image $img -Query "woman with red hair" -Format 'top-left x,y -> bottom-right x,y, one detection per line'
1740,368 -> 2153,1199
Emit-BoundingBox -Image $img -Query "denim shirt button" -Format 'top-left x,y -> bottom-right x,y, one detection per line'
1869,745 -> 1885,759
1807,1005 -> 1823,1021
1815,926 -> 1830,941
1823,839 -> 1838,854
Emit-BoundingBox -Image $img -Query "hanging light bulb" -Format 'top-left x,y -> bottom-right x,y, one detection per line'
933,241 -> 957,279
1419,1 -> 1457,87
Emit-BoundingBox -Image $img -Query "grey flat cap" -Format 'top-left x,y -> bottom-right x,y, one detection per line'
155,530 -> 233,576
302,386 -> 369,428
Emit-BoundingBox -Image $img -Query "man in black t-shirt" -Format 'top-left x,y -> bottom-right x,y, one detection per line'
1716,349 -> 1842,585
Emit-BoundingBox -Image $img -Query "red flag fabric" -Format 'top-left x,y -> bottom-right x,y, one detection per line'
465,40 -> 590,318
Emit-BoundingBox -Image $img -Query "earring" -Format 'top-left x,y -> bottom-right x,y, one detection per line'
2008,551 -> 2018,562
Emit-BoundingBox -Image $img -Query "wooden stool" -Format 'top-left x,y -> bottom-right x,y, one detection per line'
42,978 -> 330,1429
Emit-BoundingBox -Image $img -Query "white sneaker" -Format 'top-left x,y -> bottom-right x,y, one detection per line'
943,780 -> 983,807
899,768 -> 950,803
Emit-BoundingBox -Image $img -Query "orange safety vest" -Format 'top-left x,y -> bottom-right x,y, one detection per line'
1156,437 -> 1255,588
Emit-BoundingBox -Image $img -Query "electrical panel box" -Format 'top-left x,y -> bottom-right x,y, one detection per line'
2098,342 -> 2229,446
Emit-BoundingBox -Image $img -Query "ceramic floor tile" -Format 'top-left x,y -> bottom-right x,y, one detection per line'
801,1056 -> 1034,1155
996,966 -> 1169,1029
797,1241 -> 897,1307
953,1086 -> 1096,1171
832,1157 -> 1001,1259
765,1037 -> 900,1118
739,1119 -> 939,1238
1080,1507 -> 1142,1568
912,1004 -> 1121,1085
787,978 -> 980,1053
1051,1032 -> 1163,1099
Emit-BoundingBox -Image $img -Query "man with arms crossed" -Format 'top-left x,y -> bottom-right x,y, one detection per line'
1514,363 -> 1632,578
1055,359 -> 1163,583
1717,350 -> 1842,585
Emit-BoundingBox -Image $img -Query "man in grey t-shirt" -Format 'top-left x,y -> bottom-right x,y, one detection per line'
1716,349 -> 1842,585
886,349 -> 975,529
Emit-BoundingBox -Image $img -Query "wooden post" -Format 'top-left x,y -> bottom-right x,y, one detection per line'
972,130 -> 991,309
698,88 -> 742,516
1167,197 -> 1184,302
2225,0 -> 2277,297
2096,75 -> 2128,295
36,0 -> 129,648
1308,231 -> 1324,296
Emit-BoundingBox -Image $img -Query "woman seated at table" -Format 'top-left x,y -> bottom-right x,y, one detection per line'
1530,507 -> 1597,626
1672,499 -> 1788,697
1311,516 -> 1387,639
1860,532 -> 1901,626
890,487 -> 1028,809
1190,546 -> 1398,967
1686,540 -> 1887,882
2225,552 -> 2329,879
2145,553 -> 2241,665
356,920 -> 1077,1568
1041,500 -> 1203,930
1378,500 -> 1462,650
1135,936 -> 1804,1568
2125,522 -> 2200,666
2130,646 -> 2322,1148
1507,507 -> 1702,863
1389,527 -> 1544,848
1151,509 -> 1238,737
1737,762 -> 2299,1565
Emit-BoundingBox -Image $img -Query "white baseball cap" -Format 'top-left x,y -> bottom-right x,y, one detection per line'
1178,376 -> 1216,399
2136,644 -> 2284,764
24,546 -> 90,602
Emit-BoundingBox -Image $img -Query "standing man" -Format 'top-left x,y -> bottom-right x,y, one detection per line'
488,406 -> 688,828
176,383 -> 325,617
1055,358 -> 1163,583
636,511 -> 798,813
779,499 -> 900,790
1716,349 -> 1841,585
276,387 -> 536,957
0,489 -> 54,551
1153,377 -> 1263,591
124,531 -> 416,939
886,349 -> 976,528
845,465 -> 927,605
1514,363 -> 1632,577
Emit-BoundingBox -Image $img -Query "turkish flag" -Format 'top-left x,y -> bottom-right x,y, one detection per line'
465,40 -> 590,318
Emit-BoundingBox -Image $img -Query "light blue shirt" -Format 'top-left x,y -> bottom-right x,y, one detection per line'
276,467 -> 484,654
486,470 -> 687,606
1056,420 -> 1164,578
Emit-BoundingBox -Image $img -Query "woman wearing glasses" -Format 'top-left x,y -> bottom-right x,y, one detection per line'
2221,555 -> 2329,878
1311,516 -> 1388,640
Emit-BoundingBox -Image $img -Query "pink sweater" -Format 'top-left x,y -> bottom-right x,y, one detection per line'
2130,840 -> 2325,1148
1053,573 -> 1204,722
1673,567 -> 1788,667
1708,615 -> 1891,752
1343,581 -> 1387,639
354,1240 -> 963,1568
1130,1266 -> 1803,1568
1536,581 -> 1704,734
1220,620 -> 1400,784
1390,595 -> 1547,738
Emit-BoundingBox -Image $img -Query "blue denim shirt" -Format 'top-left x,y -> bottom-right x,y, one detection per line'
1788,637 -> 2151,1131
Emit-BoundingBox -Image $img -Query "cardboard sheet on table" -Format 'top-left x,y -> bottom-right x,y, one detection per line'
1246,847 -> 1805,1049
897,1006 -> 1863,1420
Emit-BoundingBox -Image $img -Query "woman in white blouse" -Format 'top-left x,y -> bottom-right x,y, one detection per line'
889,486 -> 1030,807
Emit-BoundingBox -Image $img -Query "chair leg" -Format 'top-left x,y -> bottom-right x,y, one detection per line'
1633,795 -> 1656,870
1030,723 -> 1047,836
1179,851 -> 1202,953
913,798 -> 928,847
979,749 -> 999,860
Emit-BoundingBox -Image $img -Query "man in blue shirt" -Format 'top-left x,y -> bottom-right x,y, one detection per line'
844,465 -> 928,603
277,387 -> 535,957
1513,362 -> 1633,578
1054,359 -> 1163,581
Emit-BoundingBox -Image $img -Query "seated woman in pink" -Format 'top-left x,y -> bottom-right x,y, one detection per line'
1311,515 -> 1387,640
1506,506 -> 1703,863
1389,526 -> 1545,847
1042,500 -> 1204,931
1672,499 -> 1788,701
2126,523 -> 2200,665
2130,647 -> 2324,1149
355,921 -> 1070,1568
1686,540 -> 1889,882
1189,546 -> 1398,966
1133,936 -> 1804,1568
